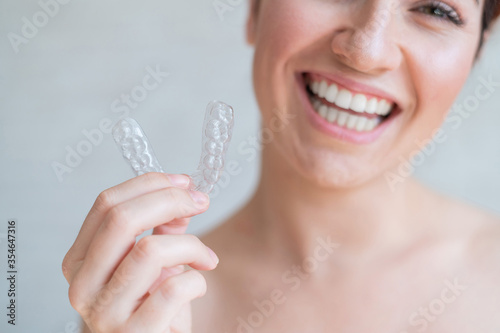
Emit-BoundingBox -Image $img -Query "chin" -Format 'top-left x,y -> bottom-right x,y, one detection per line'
266,132 -> 388,190
305,155 -> 386,190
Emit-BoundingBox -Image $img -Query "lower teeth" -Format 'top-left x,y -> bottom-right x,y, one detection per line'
309,95 -> 381,132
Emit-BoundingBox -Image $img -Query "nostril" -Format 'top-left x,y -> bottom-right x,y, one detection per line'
331,28 -> 401,74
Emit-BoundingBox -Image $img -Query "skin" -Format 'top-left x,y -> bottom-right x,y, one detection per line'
194,0 -> 500,331
63,0 -> 500,332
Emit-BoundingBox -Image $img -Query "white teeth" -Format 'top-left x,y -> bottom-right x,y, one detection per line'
335,89 -> 352,109
351,94 -> 367,113
318,104 -> 328,118
355,117 -> 368,132
366,118 -> 378,131
310,96 -> 382,132
376,99 -> 393,116
313,99 -> 322,110
311,81 -> 320,95
326,107 -> 338,123
336,111 -> 349,127
324,84 -> 338,103
318,81 -> 328,98
366,98 -> 378,114
307,80 -> 395,116
346,114 -> 359,130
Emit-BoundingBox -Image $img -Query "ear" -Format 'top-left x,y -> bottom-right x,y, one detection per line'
246,0 -> 260,45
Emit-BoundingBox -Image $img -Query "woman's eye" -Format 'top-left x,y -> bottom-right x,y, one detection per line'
414,1 -> 464,26
422,6 -> 448,18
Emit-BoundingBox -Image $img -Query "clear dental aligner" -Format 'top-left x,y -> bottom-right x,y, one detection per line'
189,100 -> 234,193
112,100 -> 234,194
112,118 -> 165,176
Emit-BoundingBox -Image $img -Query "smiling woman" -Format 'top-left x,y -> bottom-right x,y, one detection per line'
62,0 -> 500,332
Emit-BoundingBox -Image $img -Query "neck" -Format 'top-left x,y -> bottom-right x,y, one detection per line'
241,143 -> 425,263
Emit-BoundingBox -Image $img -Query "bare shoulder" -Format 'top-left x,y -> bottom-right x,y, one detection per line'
462,205 -> 500,277
412,180 -> 500,277
409,184 -> 500,327
443,197 -> 500,323
434,192 -> 500,280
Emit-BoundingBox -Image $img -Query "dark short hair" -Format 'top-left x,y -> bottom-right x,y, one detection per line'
478,0 -> 500,53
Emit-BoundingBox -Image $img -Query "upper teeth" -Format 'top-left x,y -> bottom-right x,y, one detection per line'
310,80 -> 393,116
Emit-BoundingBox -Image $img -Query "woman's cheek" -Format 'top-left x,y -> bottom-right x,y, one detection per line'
411,42 -> 474,135
253,4 -> 321,122
252,18 -> 300,119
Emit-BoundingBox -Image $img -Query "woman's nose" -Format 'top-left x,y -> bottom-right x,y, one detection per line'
330,3 -> 403,74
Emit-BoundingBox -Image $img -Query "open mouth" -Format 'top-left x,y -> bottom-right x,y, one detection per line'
299,72 -> 401,141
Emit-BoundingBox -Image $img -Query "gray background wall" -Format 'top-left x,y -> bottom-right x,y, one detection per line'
0,1 -> 499,332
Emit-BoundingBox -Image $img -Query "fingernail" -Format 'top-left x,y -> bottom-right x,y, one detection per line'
206,246 -> 219,265
168,174 -> 190,187
189,190 -> 209,206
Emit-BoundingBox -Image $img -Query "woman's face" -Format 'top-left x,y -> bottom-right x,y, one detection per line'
247,0 -> 484,188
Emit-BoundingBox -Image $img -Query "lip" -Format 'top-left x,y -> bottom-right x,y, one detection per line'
296,72 -> 401,144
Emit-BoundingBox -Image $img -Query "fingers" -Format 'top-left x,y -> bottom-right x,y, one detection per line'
152,217 -> 191,236
98,234 -> 218,319
70,234 -> 216,333
127,270 -> 208,333
63,173 -> 218,333
68,186 -> 210,306
65,173 -> 191,270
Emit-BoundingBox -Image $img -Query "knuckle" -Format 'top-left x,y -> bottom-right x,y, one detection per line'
184,234 -> 203,248
68,282 -> 86,313
61,255 -> 72,281
159,276 -> 186,300
187,270 -> 208,298
69,284 -> 120,332
88,311 -> 112,333
95,189 -> 115,212
132,236 -> 158,263
105,205 -> 131,232
185,234 -> 208,256
160,270 -> 207,301
86,287 -> 120,332
188,270 -> 208,297
184,233 -> 199,242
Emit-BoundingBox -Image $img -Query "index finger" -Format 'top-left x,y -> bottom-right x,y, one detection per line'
63,173 -> 190,277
